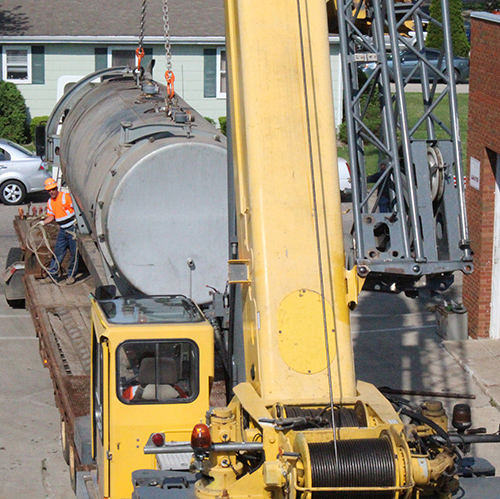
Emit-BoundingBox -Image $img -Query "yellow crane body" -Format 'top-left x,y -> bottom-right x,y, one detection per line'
192,1 -> 459,498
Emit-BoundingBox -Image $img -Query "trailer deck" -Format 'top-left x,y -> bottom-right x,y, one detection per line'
13,215 -> 96,485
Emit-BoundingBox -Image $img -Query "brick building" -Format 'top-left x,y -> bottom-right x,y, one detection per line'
464,12 -> 500,338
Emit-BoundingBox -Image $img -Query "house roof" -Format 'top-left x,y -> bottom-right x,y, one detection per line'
0,0 -> 225,38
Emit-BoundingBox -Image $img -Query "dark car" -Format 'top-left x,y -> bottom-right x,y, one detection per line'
361,48 -> 470,83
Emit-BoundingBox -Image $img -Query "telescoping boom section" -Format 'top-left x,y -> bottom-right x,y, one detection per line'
226,0 -> 358,405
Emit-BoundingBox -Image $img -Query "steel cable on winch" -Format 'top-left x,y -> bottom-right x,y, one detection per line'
294,0 -> 340,461
308,438 -> 396,499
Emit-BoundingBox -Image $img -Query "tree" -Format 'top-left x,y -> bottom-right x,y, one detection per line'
337,71 -> 381,144
218,116 -> 227,136
426,0 -> 470,57
0,81 -> 27,143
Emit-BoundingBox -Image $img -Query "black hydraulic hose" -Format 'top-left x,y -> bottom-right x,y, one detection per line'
399,406 -> 454,449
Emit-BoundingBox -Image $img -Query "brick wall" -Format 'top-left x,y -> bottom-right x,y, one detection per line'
463,14 -> 500,338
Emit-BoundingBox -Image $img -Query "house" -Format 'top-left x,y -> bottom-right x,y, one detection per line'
463,12 -> 500,339
0,0 -> 343,128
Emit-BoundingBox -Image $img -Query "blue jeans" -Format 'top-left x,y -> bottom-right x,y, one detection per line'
379,197 -> 391,213
48,225 -> 78,279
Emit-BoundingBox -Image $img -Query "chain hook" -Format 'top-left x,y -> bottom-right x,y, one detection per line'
136,47 -> 145,71
165,70 -> 175,99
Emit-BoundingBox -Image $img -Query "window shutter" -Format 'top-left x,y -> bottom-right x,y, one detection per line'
0,46 -> 2,81
31,46 -> 45,84
95,47 -> 108,71
204,49 -> 216,98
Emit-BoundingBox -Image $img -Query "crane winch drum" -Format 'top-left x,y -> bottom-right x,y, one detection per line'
50,71 -> 228,302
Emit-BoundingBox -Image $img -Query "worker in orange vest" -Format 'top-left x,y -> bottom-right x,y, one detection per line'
36,178 -> 78,284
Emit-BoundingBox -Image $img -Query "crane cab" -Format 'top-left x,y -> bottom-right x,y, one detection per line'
90,294 -> 214,499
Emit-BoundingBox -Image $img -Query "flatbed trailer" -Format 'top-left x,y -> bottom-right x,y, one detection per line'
12,215 -> 96,491
9,212 -> 223,499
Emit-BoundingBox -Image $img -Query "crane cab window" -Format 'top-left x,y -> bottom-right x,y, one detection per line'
99,295 -> 204,324
117,340 -> 199,404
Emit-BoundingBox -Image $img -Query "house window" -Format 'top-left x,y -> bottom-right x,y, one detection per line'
109,48 -> 136,68
3,46 -> 31,83
216,48 -> 227,98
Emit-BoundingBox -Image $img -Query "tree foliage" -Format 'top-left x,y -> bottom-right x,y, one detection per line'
466,0 -> 500,12
426,0 -> 470,57
0,81 -> 27,143
338,71 -> 381,144
218,116 -> 227,136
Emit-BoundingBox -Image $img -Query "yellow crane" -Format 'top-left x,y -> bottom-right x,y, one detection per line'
189,1 -> 455,497
138,1 -> 491,498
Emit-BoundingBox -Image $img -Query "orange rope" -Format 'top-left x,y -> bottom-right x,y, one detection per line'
135,47 -> 145,70
165,69 -> 175,98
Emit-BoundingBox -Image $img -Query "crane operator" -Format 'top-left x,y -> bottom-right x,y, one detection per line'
36,177 -> 78,285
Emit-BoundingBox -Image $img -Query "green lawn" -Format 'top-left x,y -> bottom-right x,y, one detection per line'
337,92 -> 469,175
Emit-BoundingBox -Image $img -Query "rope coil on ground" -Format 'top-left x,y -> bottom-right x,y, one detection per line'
26,223 -> 64,287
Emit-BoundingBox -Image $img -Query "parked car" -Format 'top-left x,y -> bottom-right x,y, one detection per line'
0,139 -> 50,205
361,48 -> 470,83
338,157 -> 351,200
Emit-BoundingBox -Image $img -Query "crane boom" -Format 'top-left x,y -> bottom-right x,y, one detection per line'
225,0 -> 357,404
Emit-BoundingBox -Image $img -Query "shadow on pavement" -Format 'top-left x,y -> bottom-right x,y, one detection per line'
351,288 -> 475,402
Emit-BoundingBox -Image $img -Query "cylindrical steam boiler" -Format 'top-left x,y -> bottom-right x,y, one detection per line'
53,71 -> 228,303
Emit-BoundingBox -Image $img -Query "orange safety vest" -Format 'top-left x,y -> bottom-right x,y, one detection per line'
47,192 -> 76,229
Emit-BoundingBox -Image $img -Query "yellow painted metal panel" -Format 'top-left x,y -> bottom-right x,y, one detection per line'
226,0 -> 356,403
107,321 -> 214,499
232,382 -> 273,421
277,289 -> 336,374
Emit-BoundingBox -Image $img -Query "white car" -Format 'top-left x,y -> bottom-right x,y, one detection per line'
338,157 -> 351,200
0,139 -> 51,205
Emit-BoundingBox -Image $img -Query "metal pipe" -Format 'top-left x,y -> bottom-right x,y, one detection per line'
144,441 -> 264,455
379,387 -> 476,400
386,0 -> 424,262
446,434 -> 500,444
440,0 -> 471,259
337,0 -> 366,260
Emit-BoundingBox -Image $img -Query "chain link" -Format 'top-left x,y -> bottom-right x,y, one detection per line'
163,0 -> 172,72
138,0 -> 146,51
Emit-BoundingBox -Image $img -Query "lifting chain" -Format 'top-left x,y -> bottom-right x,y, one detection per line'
135,0 -> 147,73
163,0 -> 175,99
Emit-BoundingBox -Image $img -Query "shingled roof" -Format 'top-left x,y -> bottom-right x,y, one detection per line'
0,0 -> 225,38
